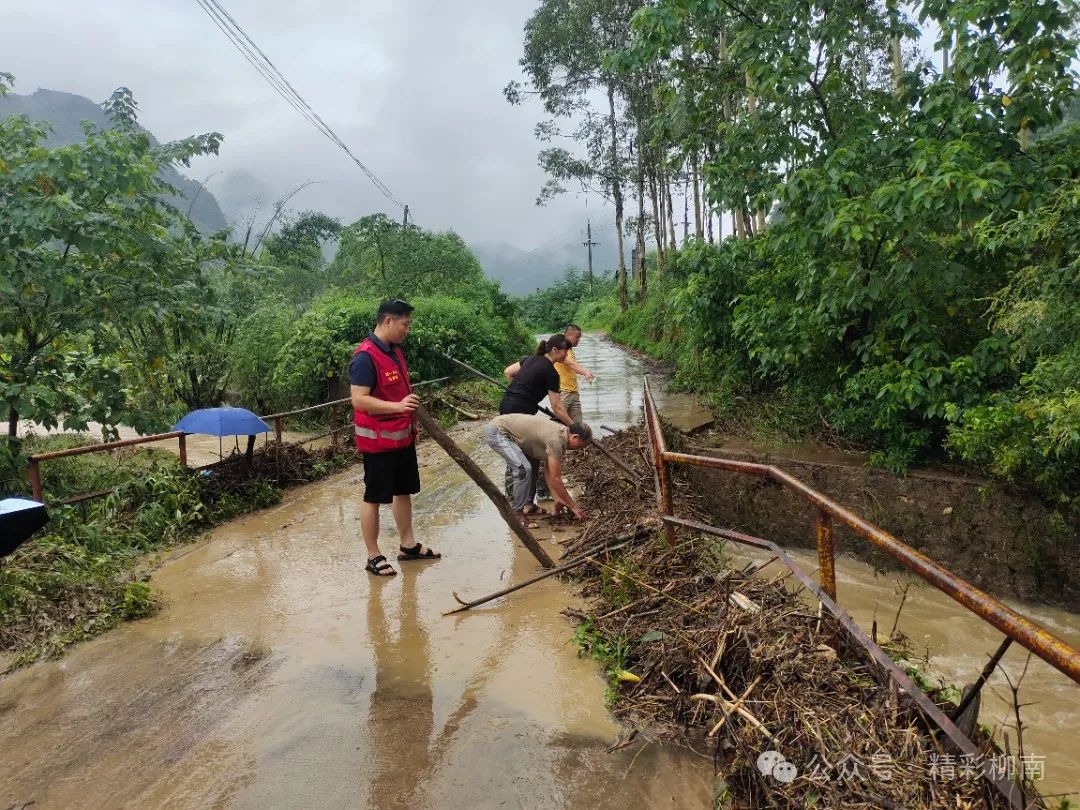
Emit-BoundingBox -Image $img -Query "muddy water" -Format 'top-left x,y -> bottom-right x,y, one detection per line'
5,331 -> 1077,806
1,422 -> 711,807
723,544 -> 1080,800
567,334 -> 712,433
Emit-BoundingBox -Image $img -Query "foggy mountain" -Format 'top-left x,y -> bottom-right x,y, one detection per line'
0,88 -> 227,235
472,228 -> 628,296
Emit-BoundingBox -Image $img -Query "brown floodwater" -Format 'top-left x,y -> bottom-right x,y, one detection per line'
0,421 -> 712,809
722,544 -> 1080,801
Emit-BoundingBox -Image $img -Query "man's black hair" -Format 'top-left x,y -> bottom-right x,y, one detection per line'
377,298 -> 414,323
569,421 -> 593,442
565,323 -> 582,334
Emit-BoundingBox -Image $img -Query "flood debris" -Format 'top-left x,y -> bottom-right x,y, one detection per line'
560,427 -> 1045,809
198,440 -> 351,503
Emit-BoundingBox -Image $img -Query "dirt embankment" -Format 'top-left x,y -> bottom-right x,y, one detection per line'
676,431 -> 1080,610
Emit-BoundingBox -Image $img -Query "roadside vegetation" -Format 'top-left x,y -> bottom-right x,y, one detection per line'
508,1 -> 1080,511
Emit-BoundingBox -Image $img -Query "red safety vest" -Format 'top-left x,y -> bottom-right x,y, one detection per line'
352,338 -> 416,453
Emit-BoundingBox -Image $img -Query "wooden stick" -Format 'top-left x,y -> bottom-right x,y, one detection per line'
695,654 -> 772,738
442,538 -> 633,616
708,675 -> 763,737
414,405 -> 554,568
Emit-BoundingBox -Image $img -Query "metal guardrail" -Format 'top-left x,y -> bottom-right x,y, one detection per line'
24,376 -> 454,502
642,376 -> 1080,686
642,376 -> 1080,806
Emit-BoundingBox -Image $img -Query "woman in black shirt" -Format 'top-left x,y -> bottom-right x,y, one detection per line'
498,334 -> 575,520
499,334 -> 575,424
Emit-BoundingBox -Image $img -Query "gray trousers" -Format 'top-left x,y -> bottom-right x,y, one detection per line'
485,422 -> 535,513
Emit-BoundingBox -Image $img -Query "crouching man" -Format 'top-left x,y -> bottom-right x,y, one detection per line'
484,413 -> 592,527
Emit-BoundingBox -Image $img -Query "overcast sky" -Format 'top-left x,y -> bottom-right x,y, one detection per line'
3,1 -> 611,249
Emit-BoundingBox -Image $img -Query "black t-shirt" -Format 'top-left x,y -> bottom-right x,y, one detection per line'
499,355 -> 559,415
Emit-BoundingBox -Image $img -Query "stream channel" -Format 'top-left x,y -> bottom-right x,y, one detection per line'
1,333 -> 1077,807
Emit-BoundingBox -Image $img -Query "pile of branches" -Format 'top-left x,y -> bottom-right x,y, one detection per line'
198,441 -> 353,503
561,427 -> 1037,809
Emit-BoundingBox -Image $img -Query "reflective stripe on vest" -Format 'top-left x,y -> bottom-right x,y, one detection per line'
355,425 -> 412,441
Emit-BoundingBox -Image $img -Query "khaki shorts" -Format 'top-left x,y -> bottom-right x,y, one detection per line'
561,390 -> 582,423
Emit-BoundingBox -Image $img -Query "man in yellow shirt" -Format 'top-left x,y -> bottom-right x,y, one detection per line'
554,324 -> 595,423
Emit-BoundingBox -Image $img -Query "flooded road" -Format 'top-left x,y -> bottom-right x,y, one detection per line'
0,340 -> 712,809
3,332 -> 1077,806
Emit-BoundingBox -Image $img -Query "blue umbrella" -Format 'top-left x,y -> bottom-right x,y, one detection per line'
173,407 -> 270,436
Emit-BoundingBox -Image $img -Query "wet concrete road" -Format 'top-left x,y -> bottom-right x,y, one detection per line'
0,418 -> 712,809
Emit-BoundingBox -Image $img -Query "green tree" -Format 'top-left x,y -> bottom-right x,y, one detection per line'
0,78 -> 224,451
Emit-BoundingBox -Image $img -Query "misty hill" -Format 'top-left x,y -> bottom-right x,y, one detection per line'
473,231 -> 628,295
0,88 -> 226,235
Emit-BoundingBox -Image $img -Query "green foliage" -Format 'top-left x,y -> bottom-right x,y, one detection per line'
271,292 -> 531,407
517,268 -> 592,329
556,0 -> 1080,499
0,78 -> 227,468
946,173 -> 1080,499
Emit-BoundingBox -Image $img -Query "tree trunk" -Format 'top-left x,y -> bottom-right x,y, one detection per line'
756,209 -> 767,234
683,178 -> 690,242
7,406 -> 18,439
734,208 -> 746,239
743,208 -> 755,238
888,0 -> 903,91
691,153 -> 703,239
414,406 -> 554,568
636,150 -> 648,301
608,84 -> 627,312
648,167 -> 663,276
664,172 -> 677,252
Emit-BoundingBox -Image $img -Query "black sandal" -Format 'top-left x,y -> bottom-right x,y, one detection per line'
397,543 -> 442,561
366,555 -> 397,576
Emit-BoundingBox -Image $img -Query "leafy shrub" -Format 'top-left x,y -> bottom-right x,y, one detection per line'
272,292 -> 531,406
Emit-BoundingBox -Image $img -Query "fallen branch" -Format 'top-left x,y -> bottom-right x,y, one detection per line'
434,394 -> 478,421
415,405 -> 554,568
443,524 -> 654,615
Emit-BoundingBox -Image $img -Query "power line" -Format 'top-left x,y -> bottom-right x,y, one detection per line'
194,0 -> 407,211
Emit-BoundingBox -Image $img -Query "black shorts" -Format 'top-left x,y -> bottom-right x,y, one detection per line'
362,443 -> 421,504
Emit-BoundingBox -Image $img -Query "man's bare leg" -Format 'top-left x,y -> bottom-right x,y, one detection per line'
392,494 -> 415,548
361,501 -> 383,560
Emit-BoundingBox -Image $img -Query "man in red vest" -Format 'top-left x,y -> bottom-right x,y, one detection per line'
350,299 -> 440,576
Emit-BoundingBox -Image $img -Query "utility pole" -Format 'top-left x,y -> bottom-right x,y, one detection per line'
582,219 -> 600,291
402,204 -> 409,228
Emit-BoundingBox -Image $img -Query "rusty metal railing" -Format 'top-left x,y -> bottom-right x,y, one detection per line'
642,377 -> 1080,686
24,376 -> 453,502
642,377 -> 1080,807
